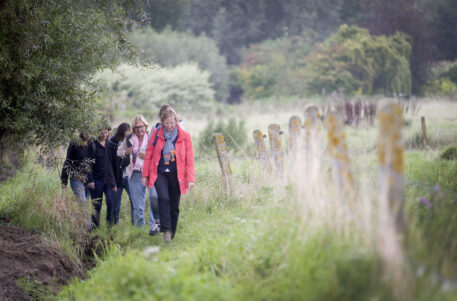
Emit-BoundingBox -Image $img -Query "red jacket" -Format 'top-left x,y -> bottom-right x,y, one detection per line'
142,125 -> 195,194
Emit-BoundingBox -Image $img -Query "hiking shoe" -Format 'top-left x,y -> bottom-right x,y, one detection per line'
163,230 -> 172,242
149,224 -> 159,236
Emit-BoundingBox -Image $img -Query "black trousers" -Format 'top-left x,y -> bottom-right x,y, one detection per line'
154,172 -> 181,236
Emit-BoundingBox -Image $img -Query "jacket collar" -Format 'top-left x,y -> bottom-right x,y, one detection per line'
158,124 -> 184,142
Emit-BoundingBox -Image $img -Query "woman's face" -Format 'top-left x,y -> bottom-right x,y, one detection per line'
133,121 -> 146,137
163,117 -> 177,133
123,129 -> 131,138
98,129 -> 109,142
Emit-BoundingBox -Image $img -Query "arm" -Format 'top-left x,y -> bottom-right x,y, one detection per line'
117,138 -> 128,158
61,142 -> 72,188
185,133 -> 195,189
142,128 -> 156,179
104,143 -> 116,189
86,143 -> 94,186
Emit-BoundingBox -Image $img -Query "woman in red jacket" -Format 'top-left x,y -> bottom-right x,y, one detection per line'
141,107 -> 195,242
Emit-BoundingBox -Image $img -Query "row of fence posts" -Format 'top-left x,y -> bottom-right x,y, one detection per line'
214,104 -> 427,231
212,103 -> 426,236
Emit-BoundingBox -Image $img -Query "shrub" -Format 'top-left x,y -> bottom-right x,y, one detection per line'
440,145 -> 457,160
0,0 -> 139,154
303,25 -> 412,96
424,61 -> 457,98
129,27 -> 229,101
233,33 -> 316,100
198,118 -> 247,154
97,63 -> 215,112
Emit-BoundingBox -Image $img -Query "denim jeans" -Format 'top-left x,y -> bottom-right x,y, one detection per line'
128,171 -> 147,228
122,176 -> 134,225
154,172 -> 181,236
148,186 -> 159,226
109,185 -> 123,225
69,179 -> 91,227
89,177 -> 112,227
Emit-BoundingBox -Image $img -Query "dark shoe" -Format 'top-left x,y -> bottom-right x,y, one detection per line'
163,230 -> 172,242
149,224 -> 159,236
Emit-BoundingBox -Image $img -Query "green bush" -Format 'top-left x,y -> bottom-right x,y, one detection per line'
129,27 -> 229,101
0,0 -> 138,153
424,61 -> 457,97
303,25 -> 412,96
440,145 -> 457,160
233,33 -> 316,99
97,63 -> 215,112
198,118 -> 247,154
406,154 -> 457,278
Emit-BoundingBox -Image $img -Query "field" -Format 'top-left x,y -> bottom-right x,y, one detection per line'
1,98 -> 457,300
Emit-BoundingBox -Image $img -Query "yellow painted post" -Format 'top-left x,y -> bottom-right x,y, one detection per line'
289,116 -> 302,160
378,104 -> 405,232
268,124 -> 284,173
421,116 -> 427,146
213,133 -> 232,193
324,111 -> 356,203
253,129 -> 270,171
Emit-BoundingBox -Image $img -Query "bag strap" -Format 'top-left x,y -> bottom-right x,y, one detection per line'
151,127 -> 160,147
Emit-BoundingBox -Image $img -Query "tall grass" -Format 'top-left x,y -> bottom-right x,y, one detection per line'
0,156 -> 89,263
2,99 -> 457,300
59,119 -> 457,300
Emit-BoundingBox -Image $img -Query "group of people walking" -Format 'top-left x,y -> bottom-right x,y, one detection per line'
61,105 -> 195,242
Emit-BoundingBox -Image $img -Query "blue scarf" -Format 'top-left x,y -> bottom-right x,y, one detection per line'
163,126 -> 178,164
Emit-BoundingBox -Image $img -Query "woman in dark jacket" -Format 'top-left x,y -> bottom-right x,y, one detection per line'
61,132 -> 92,201
87,127 -> 111,227
61,132 -> 93,228
105,123 -> 131,225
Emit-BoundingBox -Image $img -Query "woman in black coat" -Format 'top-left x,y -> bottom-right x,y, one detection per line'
105,123 -> 131,225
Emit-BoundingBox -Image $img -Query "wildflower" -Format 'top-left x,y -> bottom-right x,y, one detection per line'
433,185 -> 440,192
420,196 -> 433,209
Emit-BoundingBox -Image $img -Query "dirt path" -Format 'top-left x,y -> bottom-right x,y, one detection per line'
0,225 -> 84,300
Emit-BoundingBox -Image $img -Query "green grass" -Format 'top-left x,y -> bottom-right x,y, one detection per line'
2,99 -> 457,300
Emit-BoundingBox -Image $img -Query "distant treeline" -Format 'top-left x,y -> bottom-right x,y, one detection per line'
141,0 -> 457,95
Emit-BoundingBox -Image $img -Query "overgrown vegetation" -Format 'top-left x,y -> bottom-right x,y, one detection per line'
197,118 -> 248,154
0,0 -> 141,154
1,101 -> 457,300
97,63 -> 215,113
304,25 -> 412,96
129,28 -> 229,101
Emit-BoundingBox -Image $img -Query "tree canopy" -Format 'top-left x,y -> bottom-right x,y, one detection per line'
0,0 -> 140,154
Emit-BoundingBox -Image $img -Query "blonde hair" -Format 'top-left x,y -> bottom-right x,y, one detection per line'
131,115 -> 149,131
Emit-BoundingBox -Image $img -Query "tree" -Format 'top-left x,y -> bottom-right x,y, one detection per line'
304,25 -> 412,96
182,0 -> 344,64
358,0 -> 431,95
142,0 -> 188,31
0,0 -> 140,155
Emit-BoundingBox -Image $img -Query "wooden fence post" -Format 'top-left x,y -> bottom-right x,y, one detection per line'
253,129 -> 270,171
304,106 -> 321,149
268,124 -> 284,173
421,116 -> 427,146
324,111 -> 356,203
289,116 -> 302,161
378,104 -> 405,232
213,133 -> 232,194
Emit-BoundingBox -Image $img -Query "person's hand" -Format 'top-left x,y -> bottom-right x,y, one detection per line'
88,182 -> 95,189
126,146 -> 133,155
138,150 -> 145,160
61,183 -> 66,190
112,186 -> 117,192
141,177 -> 148,187
188,182 -> 195,192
